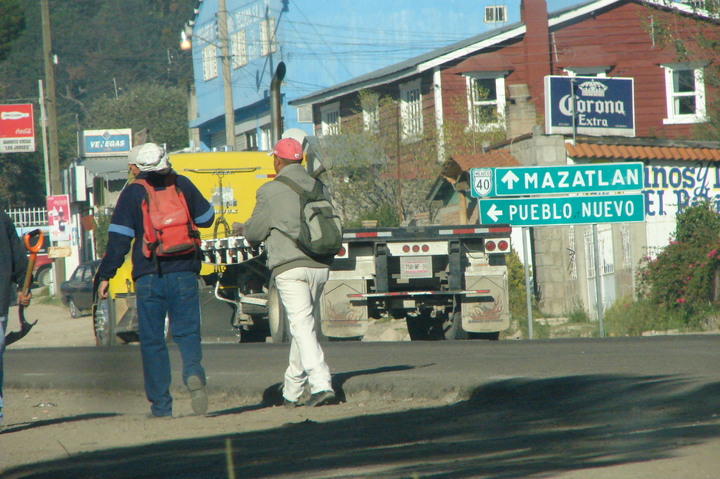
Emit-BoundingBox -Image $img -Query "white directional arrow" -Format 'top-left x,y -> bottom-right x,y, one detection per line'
500,170 -> 519,190
487,203 -> 502,222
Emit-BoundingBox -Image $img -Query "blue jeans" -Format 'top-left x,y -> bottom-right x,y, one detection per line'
0,314 -> 6,423
135,271 -> 205,417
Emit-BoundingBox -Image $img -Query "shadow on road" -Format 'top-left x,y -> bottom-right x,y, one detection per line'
4,374 -> 720,478
1,412 -> 120,435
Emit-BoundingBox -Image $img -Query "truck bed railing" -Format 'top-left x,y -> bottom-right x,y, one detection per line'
200,236 -> 265,265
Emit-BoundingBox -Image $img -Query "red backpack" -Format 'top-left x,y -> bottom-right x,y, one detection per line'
134,174 -> 201,258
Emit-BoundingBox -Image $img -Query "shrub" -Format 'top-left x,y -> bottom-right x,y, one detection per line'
635,200 -> 720,324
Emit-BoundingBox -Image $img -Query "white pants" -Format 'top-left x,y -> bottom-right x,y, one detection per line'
275,267 -> 331,401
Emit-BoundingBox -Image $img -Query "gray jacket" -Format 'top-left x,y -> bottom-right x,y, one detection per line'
0,211 -> 29,316
244,163 -> 332,277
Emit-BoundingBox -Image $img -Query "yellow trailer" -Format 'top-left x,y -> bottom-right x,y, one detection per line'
92,150 -> 278,346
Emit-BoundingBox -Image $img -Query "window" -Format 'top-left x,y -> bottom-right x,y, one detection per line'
484,5 -> 507,23
202,44 -> 218,81
320,102 -> 340,136
361,94 -> 380,133
400,79 -> 423,141
296,105 -> 313,123
465,72 -> 506,130
260,17 -> 277,56
662,63 -> 706,124
231,30 -> 247,69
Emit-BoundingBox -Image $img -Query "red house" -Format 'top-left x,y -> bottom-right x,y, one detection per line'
291,0 -> 720,319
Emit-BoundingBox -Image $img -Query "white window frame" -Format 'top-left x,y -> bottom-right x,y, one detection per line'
202,44 -> 218,81
320,102 -> 340,136
400,79 -> 423,141
464,72 -> 506,131
563,67 -> 609,78
231,30 -> 247,69
260,17 -> 277,56
484,5 -> 507,23
662,62 -> 707,124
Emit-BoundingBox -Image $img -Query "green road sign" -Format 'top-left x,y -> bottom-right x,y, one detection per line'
470,163 -> 644,198
479,194 -> 645,227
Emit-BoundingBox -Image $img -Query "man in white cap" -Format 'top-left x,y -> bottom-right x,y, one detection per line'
245,138 -> 336,408
97,143 -> 215,418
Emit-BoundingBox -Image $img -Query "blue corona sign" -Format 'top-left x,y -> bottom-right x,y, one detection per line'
545,76 -> 635,137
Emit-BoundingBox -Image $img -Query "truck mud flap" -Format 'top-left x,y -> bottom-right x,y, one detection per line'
320,280 -> 368,339
461,275 -> 510,333
114,293 -> 139,343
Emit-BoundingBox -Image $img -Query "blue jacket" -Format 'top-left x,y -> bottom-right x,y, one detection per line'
97,171 -> 214,281
0,210 -> 28,315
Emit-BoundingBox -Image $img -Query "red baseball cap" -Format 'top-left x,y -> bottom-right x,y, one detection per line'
270,138 -> 303,161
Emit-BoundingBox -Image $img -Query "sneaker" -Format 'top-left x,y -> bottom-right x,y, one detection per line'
305,390 -> 335,407
283,399 -> 298,409
146,412 -> 173,420
187,375 -> 208,415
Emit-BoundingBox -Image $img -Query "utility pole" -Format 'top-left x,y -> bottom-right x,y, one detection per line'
218,0 -> 235,150
41,0 -> 61,195
40,0 -> 65,289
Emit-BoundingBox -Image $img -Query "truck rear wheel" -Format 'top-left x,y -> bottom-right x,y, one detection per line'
268,285 -> 290,343
94,297 -> 117,347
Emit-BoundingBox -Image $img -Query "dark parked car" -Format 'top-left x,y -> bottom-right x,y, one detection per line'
60,260 -> 101,318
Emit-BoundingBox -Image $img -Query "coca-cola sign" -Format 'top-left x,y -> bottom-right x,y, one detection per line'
0,103 -> 36,153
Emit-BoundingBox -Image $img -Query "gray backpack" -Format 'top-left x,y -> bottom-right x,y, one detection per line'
275,176 -> 343,259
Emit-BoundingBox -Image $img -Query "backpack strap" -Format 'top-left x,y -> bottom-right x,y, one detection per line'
275,175 -> 307,194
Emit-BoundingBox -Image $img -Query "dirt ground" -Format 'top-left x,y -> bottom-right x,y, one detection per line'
1,301 -> 434,474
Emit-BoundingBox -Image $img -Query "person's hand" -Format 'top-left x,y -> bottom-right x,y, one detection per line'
98,280 -> 110,300
17,291 -> 32,307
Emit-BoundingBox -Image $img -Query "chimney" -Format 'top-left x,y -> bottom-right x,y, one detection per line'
520,0 -> 551,114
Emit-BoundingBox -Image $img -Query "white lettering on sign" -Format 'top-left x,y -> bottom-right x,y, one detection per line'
89,139 -> 127,148
523,169 -> 639,190
581,199 -> 635,218
508,203 -> 573,221
559,95 -> 627,116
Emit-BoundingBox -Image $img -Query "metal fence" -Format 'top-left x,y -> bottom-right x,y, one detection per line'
5,207 -> 48,227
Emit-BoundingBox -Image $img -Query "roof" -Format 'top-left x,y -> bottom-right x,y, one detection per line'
290,0 -> 718,107
566,139 -> 720,161
79,157 -> 130,182
443,150 -> 520,178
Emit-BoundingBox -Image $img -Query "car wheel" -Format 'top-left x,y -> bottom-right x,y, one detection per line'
69,299 -> 82,318
37,268 -> 52,287
93,297 -> 117,346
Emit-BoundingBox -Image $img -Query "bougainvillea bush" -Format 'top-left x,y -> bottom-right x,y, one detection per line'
635,200 -> 720,324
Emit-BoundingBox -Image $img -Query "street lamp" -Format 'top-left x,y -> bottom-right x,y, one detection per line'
180,0 -> 235,150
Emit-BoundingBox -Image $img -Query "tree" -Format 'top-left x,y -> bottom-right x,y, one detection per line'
85,83 -> 189,151
0,0 -> 25,62
0,0 -> 196,205
318,91 -> 440,227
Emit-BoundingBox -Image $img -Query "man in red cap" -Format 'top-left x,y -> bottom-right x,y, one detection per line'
245,137 -> 335,408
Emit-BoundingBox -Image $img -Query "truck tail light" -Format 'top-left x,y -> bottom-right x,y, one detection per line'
485,238 -> 510,253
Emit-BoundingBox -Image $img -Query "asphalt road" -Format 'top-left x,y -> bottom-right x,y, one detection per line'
6,335 -> 720,401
